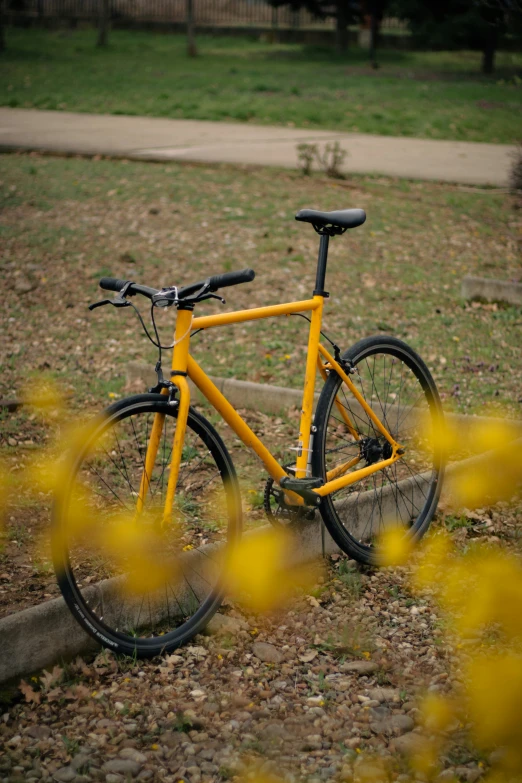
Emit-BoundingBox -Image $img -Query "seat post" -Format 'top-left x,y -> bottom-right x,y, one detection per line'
314,233 -> 330,297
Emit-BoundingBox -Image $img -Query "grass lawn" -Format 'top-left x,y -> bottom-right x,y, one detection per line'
0,153 -> 521,618
1,30 -> 522,144
1,153 -> 521,416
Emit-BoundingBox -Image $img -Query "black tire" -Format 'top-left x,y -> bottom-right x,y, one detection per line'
312,336 -> 444,565
52,394 -> 241,657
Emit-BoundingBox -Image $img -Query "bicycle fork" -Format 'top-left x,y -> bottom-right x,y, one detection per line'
136,307 -> 193,524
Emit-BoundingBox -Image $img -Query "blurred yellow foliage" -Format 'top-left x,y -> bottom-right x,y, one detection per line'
381,522 -> 522,781
21,377 -> 65,419
420,412 -> 522,508
224,528 -> 317,612
379,526 -> 414,566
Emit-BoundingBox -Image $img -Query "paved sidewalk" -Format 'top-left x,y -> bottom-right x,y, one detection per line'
0,108 -> 515,186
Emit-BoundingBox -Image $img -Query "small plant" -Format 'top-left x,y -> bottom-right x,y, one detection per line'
337,559 -> 362,599
174,711 -> 193,732
296,141 -> 348,179
61,735 -> 80,756
509,141 -> 522,206
296,143 -> 318,176
317,141 -> 347,179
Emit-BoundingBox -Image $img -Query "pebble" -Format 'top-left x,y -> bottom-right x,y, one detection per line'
52,768 -> 76,782
365,688 -> 401,703
371,714 -> 414,737
26,726 -> 51,741
204,613 -> 248,636
391,731 -> 427,755
252,642 -> 284,663
119,748 -> 147,764
102,758 -> 141,776
340,661 -> 379,675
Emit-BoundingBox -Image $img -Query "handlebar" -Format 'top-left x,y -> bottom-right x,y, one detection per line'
99,268 -> 256,303
100,278 -> 158,298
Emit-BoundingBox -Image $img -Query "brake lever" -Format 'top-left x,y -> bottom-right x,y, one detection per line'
88,296 -> 131,311
88,281 -> 134,312
199,292 -> 226,304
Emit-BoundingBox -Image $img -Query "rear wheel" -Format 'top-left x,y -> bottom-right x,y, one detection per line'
312,336 -> 444,565
52,394 -> 241,657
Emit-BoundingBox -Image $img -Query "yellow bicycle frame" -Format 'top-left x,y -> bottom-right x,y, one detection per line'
139,296 -> 403,522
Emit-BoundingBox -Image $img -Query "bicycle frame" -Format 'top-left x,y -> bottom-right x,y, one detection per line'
139,295 -> 403,522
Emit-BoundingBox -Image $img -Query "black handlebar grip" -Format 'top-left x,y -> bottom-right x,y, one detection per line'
99,277 -> 129,292
208,268 -> 256,291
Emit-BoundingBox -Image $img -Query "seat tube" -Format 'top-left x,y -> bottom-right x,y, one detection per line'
295,296 -> 323,478
162,306 -> 193,524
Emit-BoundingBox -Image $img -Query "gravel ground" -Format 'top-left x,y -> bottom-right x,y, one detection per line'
5,504 -> 521,783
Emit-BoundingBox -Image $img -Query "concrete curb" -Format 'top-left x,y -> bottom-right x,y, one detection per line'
0,516 -> 339,684
127,362 -> 522,436
462,276 -> 522,307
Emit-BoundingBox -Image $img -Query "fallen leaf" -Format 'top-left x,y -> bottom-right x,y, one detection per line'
19,680 -> 41,705
298,650 -> 318,663
40,665 -> 63,691
46,687 -> 63,702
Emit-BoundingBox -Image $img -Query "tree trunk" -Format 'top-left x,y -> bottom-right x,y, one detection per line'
0,0 -> 5,53
335,0 -> 349,54
97,0 -> 110,47
186,0 -> 197,57
369,9 -> 379,66
481,26 -> 497,75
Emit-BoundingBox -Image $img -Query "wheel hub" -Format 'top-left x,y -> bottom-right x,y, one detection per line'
360,437 -> 392,465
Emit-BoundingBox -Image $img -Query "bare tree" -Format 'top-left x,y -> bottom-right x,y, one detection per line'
0,0 -> 5,53
186,0 -> 197,57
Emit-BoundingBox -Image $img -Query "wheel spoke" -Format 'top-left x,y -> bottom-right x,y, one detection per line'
315,340 -> 442,565
54,400 -> 239,655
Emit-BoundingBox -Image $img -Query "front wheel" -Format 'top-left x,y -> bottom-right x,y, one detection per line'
52,393 -> 242,657
312,336 -> 444,565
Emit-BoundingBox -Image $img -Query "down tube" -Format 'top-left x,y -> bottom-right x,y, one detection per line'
186,356 -> 303,506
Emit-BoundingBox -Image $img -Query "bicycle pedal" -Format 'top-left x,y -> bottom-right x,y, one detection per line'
279,476 -> 323,506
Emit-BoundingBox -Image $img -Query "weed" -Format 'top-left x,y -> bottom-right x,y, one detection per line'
376,669 -> 392,686
444,515 -> 473,532
317,141 -> 347,179
509,141 -> 522,195
297,143 -> 318,176
61,735 -> 80,756
174,711 -> 193,732
337,559 -> 362,599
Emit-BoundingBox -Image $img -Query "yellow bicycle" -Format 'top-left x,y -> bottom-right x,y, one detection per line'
52,208 -> 444,656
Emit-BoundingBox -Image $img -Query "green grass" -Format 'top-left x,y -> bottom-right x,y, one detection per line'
0,153 -> 521,420
1,30 -> 522,143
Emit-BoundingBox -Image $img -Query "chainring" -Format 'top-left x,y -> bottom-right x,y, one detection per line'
263,475 -> 316,527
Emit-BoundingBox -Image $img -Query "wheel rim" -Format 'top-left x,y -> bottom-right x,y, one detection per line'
321,345 -> 441,552
54,402 -> 239,649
